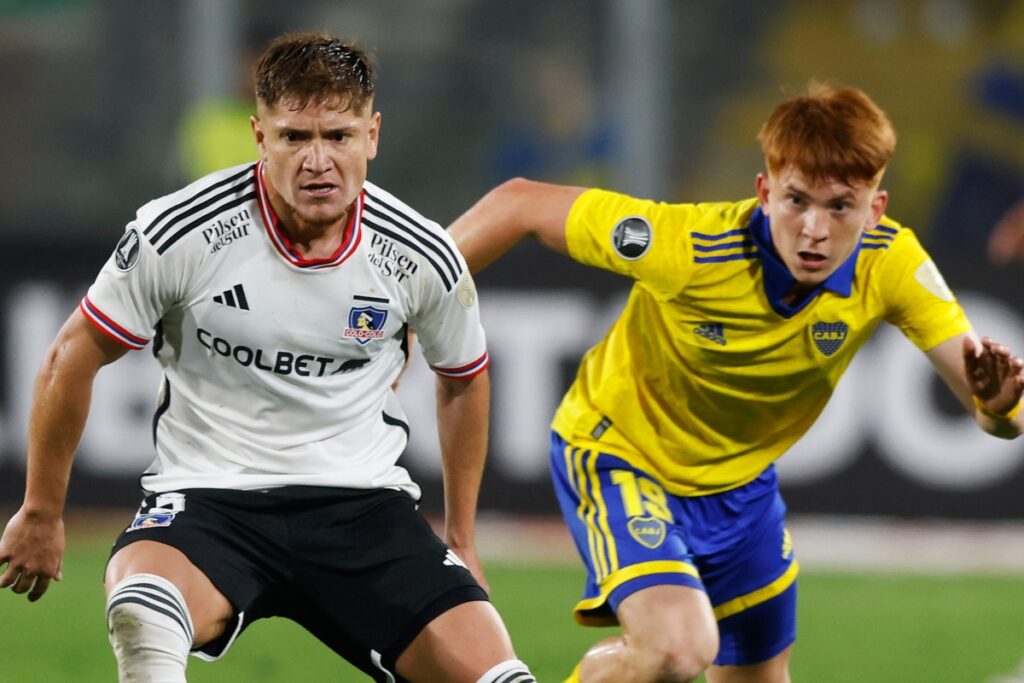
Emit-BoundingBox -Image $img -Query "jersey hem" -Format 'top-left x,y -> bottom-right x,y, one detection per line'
79,296 -> 149,350
712,559 -> 799,620
551,427 -> 765,497
139,475 -> 422,501
430,351 -> 489,379
573,560 -> 703,627
916,320 -> 972,353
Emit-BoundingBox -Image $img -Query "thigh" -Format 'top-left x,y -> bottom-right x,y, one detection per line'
394,600 -> 515,683
687,470 -> 798,667
549,432 -> 704,627
286,488 -> 490,681
106,540 -> 233,647
107,489 -> 288,658
617,583 -> 719,657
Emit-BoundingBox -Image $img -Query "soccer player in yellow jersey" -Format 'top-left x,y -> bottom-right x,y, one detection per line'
449,83 -> 1024,683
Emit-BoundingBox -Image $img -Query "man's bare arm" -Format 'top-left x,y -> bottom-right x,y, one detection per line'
447,178 -> 586,273
435,369 -> 491,590
0,309 -> 127,601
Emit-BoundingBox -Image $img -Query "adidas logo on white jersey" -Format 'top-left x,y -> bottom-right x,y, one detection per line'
443,549 -> 467,569
213,283 -> 249,310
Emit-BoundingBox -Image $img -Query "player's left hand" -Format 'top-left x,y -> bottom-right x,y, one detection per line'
963,336 -> 1024,415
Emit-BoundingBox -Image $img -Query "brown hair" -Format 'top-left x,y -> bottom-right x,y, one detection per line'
758,82 -> 896,185
254,32 -> 376,112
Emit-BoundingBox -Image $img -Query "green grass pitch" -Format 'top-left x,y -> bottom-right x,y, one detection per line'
3,526 -> 1024,682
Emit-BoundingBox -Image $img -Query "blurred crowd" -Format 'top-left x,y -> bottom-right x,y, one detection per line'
0,0 -> 1021,263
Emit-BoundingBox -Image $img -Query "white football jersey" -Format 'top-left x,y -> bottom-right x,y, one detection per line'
83,162 -> 488,498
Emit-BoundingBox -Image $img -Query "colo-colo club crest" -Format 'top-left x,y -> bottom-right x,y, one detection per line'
345,306 -> 388,345
811,321 -> 849,357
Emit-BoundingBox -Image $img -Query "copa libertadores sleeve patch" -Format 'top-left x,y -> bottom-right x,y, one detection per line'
611,216 -> 653,260
114,228 -> 142,272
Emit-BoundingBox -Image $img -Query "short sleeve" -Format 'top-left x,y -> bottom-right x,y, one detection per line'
81,222 -> 179,350
565,188 -> 700,297
409,234 -> 489,379
882,229 -> 971,351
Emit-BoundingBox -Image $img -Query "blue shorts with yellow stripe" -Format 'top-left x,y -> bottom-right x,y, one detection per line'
550,432 -> 798,666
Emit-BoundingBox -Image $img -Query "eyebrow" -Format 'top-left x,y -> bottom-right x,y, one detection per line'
274,123 -> 358,135
783,184 -> 855,202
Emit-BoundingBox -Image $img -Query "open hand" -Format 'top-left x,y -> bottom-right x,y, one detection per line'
963,336 -> 1024,416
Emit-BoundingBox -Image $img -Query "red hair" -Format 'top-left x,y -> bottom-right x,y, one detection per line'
758,82 -> 896,185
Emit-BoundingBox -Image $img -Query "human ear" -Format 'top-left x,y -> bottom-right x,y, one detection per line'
755,172 -> 771,213
366,112 -> 382,161
250,116 -> 267,160
868,189 -> 888,226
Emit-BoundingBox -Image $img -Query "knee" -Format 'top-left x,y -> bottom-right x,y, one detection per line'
637,630 -> 718,683
107,574 -> 194,680
658,649 -> 716,683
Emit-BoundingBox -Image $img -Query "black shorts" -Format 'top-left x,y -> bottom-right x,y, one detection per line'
109,486 -> 488,681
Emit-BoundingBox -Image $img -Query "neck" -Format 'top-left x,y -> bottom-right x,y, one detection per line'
264,177 -> 352,259
780,283 -> 814,307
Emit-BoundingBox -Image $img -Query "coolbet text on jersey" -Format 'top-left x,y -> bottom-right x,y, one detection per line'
82,161 -> 488,497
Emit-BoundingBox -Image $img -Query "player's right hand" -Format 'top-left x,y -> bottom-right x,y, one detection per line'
0,507 -> 65,602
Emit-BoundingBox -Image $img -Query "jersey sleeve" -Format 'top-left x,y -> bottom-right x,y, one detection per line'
409,232 -> 489,379
565,188 -> 699,297
81,222 -> 180,350
882,228 -> 971,351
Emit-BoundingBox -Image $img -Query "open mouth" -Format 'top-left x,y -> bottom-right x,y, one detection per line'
798,251 -> 827,269
300,183 -> 337,198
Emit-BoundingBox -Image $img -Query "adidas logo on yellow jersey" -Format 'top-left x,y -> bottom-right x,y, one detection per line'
694,322 -> 727,346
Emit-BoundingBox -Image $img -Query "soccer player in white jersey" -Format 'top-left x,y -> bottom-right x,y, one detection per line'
0,32 -> 536,683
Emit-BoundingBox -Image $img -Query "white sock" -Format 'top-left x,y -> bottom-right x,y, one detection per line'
106,573 -> 194,683
475,658 -> 537,683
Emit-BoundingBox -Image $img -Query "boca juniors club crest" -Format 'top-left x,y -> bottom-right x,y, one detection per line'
627,515 -> 667,549
345,306 -> 388,345
811,321 -> 849,357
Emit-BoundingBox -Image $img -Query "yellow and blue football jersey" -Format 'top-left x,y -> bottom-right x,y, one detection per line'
551,189 -> 971,496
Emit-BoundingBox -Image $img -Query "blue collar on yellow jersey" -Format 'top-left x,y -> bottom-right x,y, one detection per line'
748,206 -> 862,318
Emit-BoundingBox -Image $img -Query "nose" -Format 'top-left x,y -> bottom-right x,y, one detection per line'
303,140 -> 331,174
802,209 -> 829,242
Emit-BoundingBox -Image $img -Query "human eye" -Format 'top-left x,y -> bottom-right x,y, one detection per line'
786,193 -> 804,207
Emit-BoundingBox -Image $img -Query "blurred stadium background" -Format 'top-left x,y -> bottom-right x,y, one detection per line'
1,0 -> 1023,680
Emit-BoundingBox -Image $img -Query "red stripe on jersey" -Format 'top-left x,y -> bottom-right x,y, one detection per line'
255,161 -> 363,269
79,297 -> 148,349
431,351 -> 490,380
